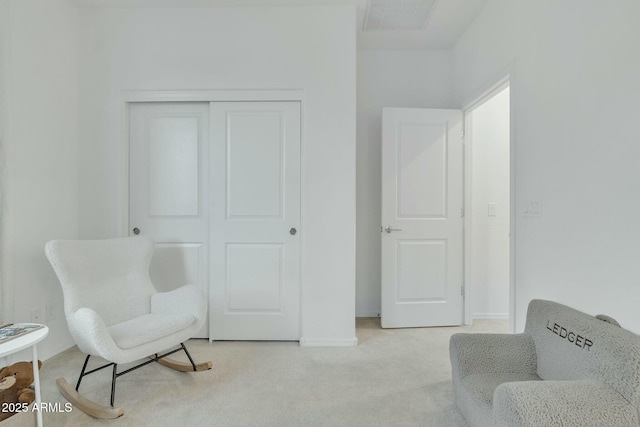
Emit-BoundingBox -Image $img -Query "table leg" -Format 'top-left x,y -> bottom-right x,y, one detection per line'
32,344 -> 43,427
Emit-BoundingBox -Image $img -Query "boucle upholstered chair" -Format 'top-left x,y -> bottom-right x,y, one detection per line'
45,236 -> 212,419
450,299 -> 640,427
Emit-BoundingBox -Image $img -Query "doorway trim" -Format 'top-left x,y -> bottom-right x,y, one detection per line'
462,70 -> 516,333
119,89 -> 306,339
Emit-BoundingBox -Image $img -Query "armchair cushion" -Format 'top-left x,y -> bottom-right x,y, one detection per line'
494,380 -> 638,427
108,313 -> 195,350
462,373 -> 541,413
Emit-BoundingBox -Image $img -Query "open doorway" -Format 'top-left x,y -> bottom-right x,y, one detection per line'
464,82 -> 512,329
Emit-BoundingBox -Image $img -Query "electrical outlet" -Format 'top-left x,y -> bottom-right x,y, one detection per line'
46,304 -> 56,321
30,309 -> 42,323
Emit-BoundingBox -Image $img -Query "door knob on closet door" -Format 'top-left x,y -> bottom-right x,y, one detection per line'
289,228 -> 297,236
132,227 -> 140,235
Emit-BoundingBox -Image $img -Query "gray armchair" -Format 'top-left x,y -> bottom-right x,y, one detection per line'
450,300 -> 640,426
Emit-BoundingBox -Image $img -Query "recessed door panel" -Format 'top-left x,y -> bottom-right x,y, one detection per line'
226,244 -> 283,312
397,240 -> 446,302
227,112 -> 283,219
397,123 -> 447,219
148,117 -> 200,217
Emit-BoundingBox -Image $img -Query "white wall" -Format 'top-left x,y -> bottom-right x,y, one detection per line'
454,0 -> 640,332
356,50 -> 454,317
468,86 -> 510,319
77,6 -> 357,345
1,0 -> 79,361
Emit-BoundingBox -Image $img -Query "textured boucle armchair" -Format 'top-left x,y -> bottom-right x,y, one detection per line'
450,299 -> 640,427
45,236 -> 212,418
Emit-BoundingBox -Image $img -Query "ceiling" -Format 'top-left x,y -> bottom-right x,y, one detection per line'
70,0 -> 488,50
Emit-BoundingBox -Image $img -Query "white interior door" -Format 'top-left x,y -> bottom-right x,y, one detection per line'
381,108 -> 463,328
129,102 -> 210,338
209,102 -> 301,341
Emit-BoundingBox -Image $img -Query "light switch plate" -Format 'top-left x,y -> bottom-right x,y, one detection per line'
488,203 -> 497,217
524,199 -> 542,218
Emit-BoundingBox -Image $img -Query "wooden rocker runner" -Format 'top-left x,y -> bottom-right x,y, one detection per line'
45,236 -> 212,419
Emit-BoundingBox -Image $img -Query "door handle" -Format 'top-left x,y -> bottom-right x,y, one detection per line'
132,227 -> 140,235
383,225 -> 402,233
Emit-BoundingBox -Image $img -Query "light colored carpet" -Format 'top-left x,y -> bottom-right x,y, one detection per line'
37,319 -> 507,427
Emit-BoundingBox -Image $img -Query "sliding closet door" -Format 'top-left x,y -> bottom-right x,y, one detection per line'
209,102 -> 301,341
129,102 -> 209,338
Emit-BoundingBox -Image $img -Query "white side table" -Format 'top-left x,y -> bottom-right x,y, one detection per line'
0,326 -> 49,427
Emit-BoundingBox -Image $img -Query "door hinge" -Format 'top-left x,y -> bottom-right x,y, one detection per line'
460,286 -> 465,297
460,207 -> 465,218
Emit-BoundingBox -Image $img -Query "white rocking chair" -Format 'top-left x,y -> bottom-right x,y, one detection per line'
45,236 -> 212,419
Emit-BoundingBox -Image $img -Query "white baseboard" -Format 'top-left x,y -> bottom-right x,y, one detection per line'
472,313 -> 509,320
299,337 -> 358,347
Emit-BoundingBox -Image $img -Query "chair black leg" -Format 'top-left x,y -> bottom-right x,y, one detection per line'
73,344 -> 199,408
76,355 -> 91,391
110,364 -> 118,407
181,343 -> 197,371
